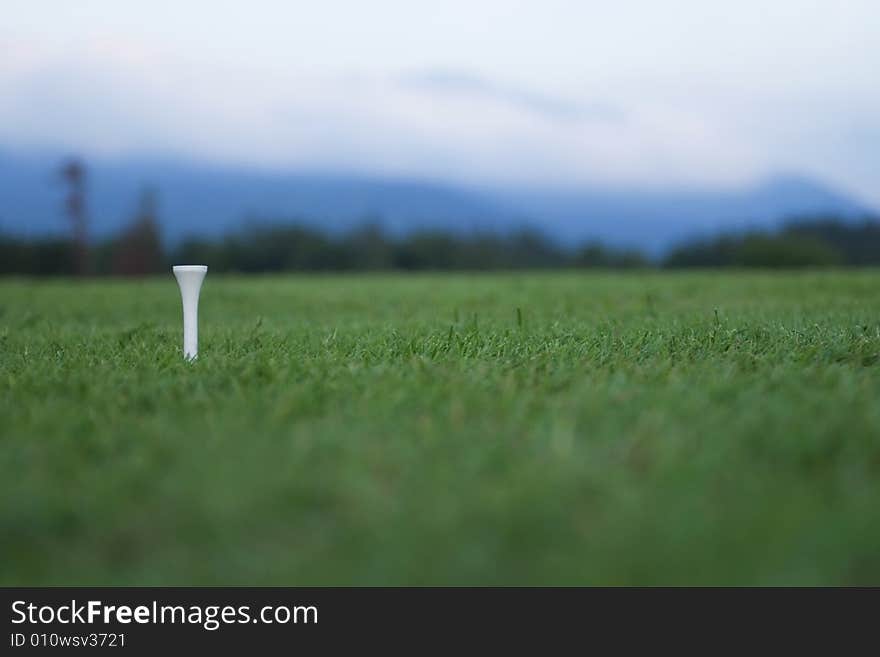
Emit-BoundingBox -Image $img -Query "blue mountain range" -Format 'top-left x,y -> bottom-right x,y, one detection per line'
1,149 -> 871,253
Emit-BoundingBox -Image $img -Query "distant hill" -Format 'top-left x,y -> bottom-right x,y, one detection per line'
0,149 -> 871,252
497,176 -> 871,253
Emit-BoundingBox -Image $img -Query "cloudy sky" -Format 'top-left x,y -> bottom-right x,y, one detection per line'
2,0 -> 878,203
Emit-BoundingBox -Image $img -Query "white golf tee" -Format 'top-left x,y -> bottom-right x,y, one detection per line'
173,265 -> 207,359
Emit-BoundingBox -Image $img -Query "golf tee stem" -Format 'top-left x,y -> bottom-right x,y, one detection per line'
173,265 -> 207,360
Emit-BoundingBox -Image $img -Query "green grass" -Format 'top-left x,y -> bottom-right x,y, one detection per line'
2,271 -> 879,585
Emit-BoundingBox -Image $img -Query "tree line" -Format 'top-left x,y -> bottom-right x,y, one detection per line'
2,214 -> 879,275
665,218 -> 880,268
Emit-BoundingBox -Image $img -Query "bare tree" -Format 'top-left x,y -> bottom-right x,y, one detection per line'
113,186 -> 164,275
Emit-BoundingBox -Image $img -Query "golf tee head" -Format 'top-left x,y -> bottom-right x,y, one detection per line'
173,265 -> 207,360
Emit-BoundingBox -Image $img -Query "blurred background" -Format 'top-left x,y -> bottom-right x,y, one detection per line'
1,0 -> 878,275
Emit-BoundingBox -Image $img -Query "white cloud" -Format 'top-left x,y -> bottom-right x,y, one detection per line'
0,1 -> 878,204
